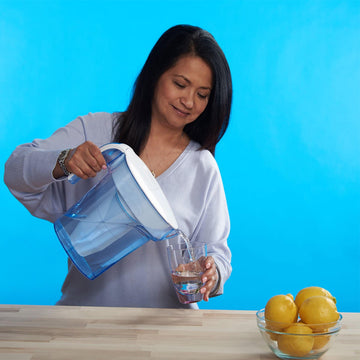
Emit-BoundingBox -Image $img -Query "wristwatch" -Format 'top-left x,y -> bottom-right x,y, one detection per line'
57,149 -> 71,176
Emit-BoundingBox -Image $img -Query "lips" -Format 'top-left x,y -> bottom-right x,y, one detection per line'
172,105 -> 190,117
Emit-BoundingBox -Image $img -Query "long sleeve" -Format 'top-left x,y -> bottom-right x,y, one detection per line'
5,116 -> 231,308
192,167 -> 231,296
4,112 -> 114,222
157,142 -> 232,297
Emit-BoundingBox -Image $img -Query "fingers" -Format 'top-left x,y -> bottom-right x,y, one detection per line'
175,264 -> 186,272
66,141 -> 107,179
200,256 -> 218,302
174,256 -> 218,302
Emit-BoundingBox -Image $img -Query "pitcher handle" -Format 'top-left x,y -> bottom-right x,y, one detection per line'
68,143 -> 131,184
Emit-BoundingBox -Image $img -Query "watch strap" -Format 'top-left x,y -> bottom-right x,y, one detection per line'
58,149 -> 71,176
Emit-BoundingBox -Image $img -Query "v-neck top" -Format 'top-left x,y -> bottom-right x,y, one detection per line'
4,112 -> 232,309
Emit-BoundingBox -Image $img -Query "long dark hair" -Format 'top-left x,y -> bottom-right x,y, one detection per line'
113,24 -> 232,155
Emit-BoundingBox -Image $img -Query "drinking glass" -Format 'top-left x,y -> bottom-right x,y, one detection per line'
167,241 -> 207,304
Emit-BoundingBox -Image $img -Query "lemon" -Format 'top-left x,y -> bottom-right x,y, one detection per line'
265,294 -> 298,325
265,294 -> 298,338
312,330 -> 330,350
278,323 -> 314,357
299,296 -> 339,331
295,286 -> 336,309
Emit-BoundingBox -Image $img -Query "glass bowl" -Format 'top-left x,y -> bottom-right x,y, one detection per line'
256,309 -> 342,359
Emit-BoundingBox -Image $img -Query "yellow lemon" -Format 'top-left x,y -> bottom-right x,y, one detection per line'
265,294 -> 298,339
299,296 -> 339,332
265,294 -> 298,325
300,321 -> 330,350
278,323 -> 314,357
312,330 -> 330,350
295,286 -> 336,309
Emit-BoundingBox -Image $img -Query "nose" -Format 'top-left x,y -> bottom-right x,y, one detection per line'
180,91 -> 194,109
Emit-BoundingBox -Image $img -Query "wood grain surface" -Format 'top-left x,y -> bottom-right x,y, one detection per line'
0,305 -> 358,359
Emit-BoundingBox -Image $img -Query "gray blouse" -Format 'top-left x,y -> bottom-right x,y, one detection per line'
4,112 -> 232,309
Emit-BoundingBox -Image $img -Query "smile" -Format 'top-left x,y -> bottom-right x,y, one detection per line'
172,105 -> 190,117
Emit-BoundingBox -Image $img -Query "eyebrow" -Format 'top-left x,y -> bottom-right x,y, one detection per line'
173,74 -> 212,90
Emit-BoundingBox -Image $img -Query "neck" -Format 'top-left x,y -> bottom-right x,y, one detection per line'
139,123 -> 190,177
147,123 -> 187,150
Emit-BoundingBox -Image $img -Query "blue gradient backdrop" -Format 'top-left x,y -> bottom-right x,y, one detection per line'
1,0 -> 359,311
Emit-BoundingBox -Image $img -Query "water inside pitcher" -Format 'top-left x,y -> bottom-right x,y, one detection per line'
54,143 -> 179,280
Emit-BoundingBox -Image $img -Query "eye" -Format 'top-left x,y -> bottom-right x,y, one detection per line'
174,81 -> 185,88
198,92 -> 209,100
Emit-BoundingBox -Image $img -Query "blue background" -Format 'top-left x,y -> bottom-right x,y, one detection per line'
1,0 -> 359,312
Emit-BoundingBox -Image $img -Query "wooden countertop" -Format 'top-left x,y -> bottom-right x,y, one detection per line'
0,305 -> 358,359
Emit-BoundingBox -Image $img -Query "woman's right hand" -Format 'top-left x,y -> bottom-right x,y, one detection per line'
53,141 -> 107,179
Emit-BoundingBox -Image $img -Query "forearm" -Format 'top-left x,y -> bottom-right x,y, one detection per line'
4,143 -> 61,193
53,161 -> 66,179
210,254 -> 232,296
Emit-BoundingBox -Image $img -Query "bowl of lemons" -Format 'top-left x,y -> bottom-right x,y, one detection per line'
256,286 -> 342,359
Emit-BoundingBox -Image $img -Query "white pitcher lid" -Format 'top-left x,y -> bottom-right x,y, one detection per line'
100,143 -> 178,230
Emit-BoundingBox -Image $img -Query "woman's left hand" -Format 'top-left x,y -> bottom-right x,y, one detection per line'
199,256 -> 218,301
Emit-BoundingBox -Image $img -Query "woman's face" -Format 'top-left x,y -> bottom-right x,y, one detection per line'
151,55 -> 213,131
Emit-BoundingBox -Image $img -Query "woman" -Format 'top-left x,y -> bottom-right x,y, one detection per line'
4,25 -> 232,309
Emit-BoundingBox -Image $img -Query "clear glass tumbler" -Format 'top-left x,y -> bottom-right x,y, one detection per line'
167,241 -> 207,304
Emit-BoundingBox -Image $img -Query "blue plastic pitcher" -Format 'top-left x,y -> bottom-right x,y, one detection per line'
54,143 -> 179,280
